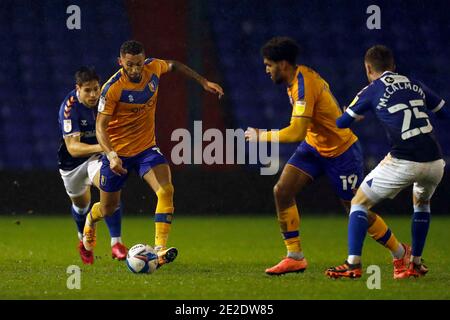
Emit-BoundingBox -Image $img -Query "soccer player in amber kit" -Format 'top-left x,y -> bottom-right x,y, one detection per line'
83,40 -> 224,266
245,37 -> 408,276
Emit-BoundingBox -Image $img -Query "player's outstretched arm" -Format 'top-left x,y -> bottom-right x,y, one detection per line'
64,135 -> 103,158
96,113 -> 127,176
166,60 -> 224,99
245,117 -> 310,143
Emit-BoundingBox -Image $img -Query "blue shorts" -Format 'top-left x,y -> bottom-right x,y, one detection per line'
287,141 -> 364,201
99,146 -> 168,192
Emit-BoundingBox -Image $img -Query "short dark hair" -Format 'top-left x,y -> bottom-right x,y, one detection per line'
365,45 -> 395,72
261,37 -> 300,65
120,40 -> 145,56
75,66 -> 99,86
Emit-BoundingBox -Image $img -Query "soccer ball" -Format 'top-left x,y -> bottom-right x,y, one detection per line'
126,244 -> 159,274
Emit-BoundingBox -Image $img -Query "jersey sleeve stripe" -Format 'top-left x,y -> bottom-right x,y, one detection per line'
297,72 -> 305,99
346,108 -> 360,118
144,58 -> 154,65
431,100 -> 445,113
63,132 -> 81,138
101,71 -> 122,97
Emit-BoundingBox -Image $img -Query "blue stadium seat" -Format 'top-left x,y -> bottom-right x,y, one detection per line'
207,0 -> 450,167
0,0 -> 131,169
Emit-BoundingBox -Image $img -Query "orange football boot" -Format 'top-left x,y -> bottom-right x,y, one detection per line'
406,261 -> 428,278
325,261 -> 362,279
393,243 -> 411,279
156,247 -> 178,268
265,257 -> 308,275
82,223 -> 96,251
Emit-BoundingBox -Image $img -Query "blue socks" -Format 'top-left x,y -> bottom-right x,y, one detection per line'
71,203 -> 122,240
105,205 -> 122,238
412,204 -> 431,258
348,204 -> 369,258
71,204 -> 89,235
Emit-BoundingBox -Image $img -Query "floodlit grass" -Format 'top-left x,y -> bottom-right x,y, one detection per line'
0,215 -> 449,299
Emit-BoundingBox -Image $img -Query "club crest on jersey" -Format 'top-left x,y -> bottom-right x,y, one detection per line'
98,96 -> 106,112
101,175 -> 107,186
128,95 -> 135,103
294,100 -> 306,116
64,119 -> 72,133
149,80 -> 157,93
81,119 -> 87,126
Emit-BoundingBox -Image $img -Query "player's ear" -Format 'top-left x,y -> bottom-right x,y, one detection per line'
117,57 -> 122,66
364,62 -> 371,74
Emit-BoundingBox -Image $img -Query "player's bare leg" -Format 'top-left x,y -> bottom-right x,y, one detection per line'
143,163 -> 178,266
265,164 -> 311,275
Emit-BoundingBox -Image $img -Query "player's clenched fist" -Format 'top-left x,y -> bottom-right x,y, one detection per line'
107,151 -> 127,176
245,127 -> 260,142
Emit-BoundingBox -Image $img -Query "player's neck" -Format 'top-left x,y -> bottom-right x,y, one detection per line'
286,66 -> 298,86
372,70 -> 394,82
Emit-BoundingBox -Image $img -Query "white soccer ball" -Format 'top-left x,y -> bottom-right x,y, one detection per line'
126,244 -> 159,274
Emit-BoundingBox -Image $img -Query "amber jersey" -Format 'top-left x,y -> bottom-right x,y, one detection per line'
99,58 -> 170,157
287,65 -> 357,157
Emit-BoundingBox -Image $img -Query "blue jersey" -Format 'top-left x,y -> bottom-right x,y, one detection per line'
338,71 -> 446,162
57,89 -> 98,170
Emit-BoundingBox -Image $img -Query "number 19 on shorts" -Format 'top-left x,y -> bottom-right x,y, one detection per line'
340,174 -> 358,191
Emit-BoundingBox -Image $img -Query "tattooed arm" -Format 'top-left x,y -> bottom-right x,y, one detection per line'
166,60 -> 224,99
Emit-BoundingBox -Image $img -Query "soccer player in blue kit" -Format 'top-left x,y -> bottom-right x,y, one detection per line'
326,45 -> 448,279
57,67 -> 128,264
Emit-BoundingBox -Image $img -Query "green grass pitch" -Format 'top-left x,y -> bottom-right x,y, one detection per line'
0,214 -> 449,299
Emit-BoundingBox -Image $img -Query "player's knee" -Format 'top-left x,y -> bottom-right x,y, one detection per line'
350,197 -> 369,209
70,193 -> 90,210
273,183 -> 292,202
72,203 -> 90,215
350,190 -> 373,209
413,198 -> 431,213
101,203 -> 118,217
156,183 -> 174,200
